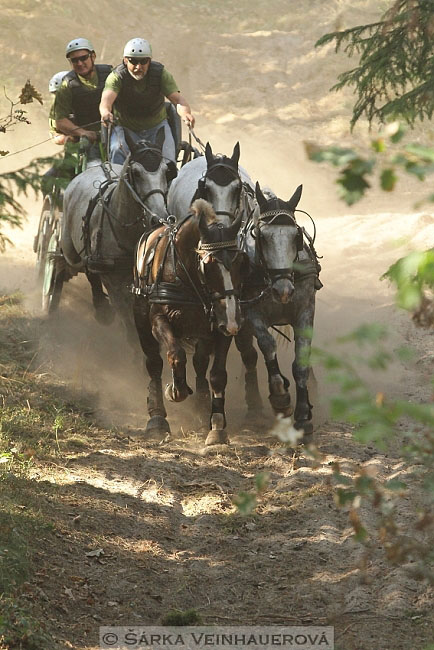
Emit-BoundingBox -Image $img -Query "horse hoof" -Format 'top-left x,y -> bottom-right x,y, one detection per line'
164,383 -> 193,402
205,429 -> 229,446
294,420 -> 314,436
145,416 -> 171,435
269,393 -> 293,417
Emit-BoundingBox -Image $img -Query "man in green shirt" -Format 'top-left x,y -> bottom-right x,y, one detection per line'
99,37 -> 195,165
53,37 -> 112,164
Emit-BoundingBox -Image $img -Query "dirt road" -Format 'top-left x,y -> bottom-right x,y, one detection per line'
1,1 -> 433,648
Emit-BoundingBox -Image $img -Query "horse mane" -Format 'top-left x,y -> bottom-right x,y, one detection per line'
191,198 -> 217,225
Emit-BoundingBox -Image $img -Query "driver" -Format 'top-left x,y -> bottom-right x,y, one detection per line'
53,37 -> 112,164
99,37 -> 195,165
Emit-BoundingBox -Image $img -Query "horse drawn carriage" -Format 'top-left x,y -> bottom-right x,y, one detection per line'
33,111 -> 322,444
33,103 -> 198,316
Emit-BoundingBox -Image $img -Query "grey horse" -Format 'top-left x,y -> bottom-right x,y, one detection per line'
61,130 -> 170,340
235,182 -> 322,434
168,142 -> 257,227
168,141 -> 321,434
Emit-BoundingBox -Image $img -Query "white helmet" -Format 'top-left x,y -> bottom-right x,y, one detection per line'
65,38 -> 94,58
123,38 -> 152,58
49,70 -> 69,93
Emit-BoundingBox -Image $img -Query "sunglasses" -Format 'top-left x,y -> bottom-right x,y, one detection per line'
127,57 -> 150,66
70,53 -> 91,64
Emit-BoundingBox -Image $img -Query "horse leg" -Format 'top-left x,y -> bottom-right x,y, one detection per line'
151,314 -> 193,403
192,337 -> 213,428
291,281 -> 316,436
205,332 -> 232,446
86,271 -> 115,325
292,329 -> 314,435
249,312 -> 292,418
234,323 -> 263,420
102,273 -> 139,350
133,297 -> 170,435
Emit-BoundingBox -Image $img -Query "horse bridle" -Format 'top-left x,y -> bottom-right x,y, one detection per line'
197,239 -> 245,305
251,208 -> 304,284
143,217 -> 245,322
124,159 -> 169,227
196,161 -> 243,221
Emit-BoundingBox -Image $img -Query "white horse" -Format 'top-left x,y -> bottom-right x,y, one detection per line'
61,130 -> 170,339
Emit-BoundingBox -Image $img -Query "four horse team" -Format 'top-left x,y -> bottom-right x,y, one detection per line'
40,134 -> 322,446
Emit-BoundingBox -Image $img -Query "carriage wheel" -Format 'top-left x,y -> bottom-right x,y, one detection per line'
41,216 -> 64,314
35,209 -> 55,284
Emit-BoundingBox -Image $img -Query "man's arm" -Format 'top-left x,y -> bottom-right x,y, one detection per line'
99,88 -> 118,123
55,117 -> 98,142
167,91 -> 195,128
54,85 -> 97,142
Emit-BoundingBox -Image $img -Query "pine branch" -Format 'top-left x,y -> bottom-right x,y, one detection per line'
316,0 -> 434,127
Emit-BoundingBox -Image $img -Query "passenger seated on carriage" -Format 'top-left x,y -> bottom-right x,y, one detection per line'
99,38 -> 195,169
48,71 -> 70,145
41,70 -> 78,195
53,37 -> 112,166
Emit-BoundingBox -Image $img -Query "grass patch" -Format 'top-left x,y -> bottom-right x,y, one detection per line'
0,595 -> 54,649
0,293 -> 89,647
161,608 -> 202,626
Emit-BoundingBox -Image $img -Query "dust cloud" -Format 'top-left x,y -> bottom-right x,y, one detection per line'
1,0 -> 433,432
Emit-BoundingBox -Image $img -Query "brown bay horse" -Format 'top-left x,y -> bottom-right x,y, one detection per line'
132,199 -> 248,445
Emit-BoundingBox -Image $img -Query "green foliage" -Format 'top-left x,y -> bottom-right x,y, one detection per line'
0,596 -> 54,649
315,323 -> 434,481
383,249 -> 434,310
0,82 -> 81,252
316,324 -> 434,577
306,123 -> 434,206
161,609 -> 202,626
313,6 -> 434,317
316,0 -> 434,128
233,471 -> 270,515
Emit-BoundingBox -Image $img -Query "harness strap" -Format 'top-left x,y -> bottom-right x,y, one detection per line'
81,179 -> 117,258
199,239 -> 238,251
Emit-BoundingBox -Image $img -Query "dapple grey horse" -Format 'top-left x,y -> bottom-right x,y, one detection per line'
168,141 -> 321,435
61,130 -> 170,340
235,182 -> 321,435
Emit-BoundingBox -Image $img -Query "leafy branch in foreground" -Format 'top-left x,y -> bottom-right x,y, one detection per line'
0,156 -> 61,252
313,4 -> 434,321
0,80 -> 43,143
383,249 -> 434,327
315,0 -> 434,128
0,80 -> 49,251
305,121 -> 434,206
314,323 -> 434,581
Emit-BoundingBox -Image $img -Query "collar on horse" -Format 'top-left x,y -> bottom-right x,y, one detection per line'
133,214 -> 242,323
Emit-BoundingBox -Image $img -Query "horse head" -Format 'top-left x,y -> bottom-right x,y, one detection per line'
194,142 -> 242,226
123,127 -> 170,227
254,182 -> 304,304
193,198 -> 248,336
